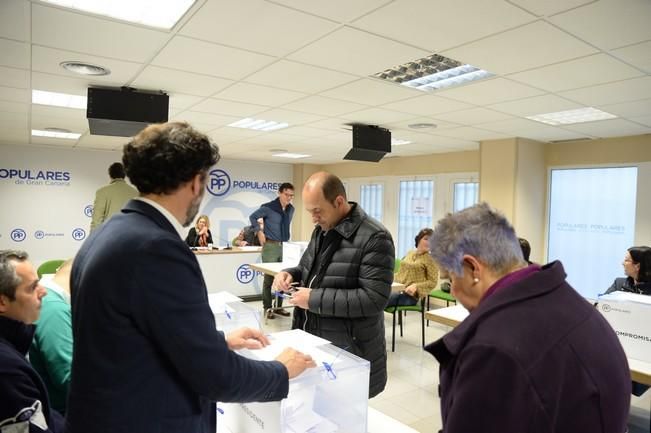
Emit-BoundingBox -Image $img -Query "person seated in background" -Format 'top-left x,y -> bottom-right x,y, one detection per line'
605,245 -> 651,296
518,237 -> 533,264
185,214 -> 213,247
426,203 -> 630,433
0,250 -> 64,433
232,225 -> 261,247
29,259 -> 73,415
387,228 -> 439,307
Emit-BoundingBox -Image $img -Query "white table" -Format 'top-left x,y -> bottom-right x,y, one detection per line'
195,247 -> 262,298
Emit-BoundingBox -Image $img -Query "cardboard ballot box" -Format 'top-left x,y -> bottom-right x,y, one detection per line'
209,293 -> 261,333
282,241 -> 309,267
219,330 -> 370,433
597,292 -> 651,362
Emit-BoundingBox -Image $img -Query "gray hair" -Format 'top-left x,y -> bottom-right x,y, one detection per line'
0,250 -> 29,300
429,203 -> 524,276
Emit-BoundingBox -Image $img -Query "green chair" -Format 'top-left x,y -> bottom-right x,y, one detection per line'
394,258 -> 401,273
384,297 -> 425,352
37,259 -> 65,279
427,284 -> 457,326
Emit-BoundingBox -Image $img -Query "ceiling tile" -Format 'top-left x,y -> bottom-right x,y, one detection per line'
480,118 -> 594,141
380,95 -> 473,116
0,85 -> 29,103
270,0 -> 391,23
180,0 -> 337,56
631,114 -> 651,127
76,134 -> 129,150
598,99 -> 651,118
436,78 -> 544,105
288,27 -> 429,76
352,0 -> 535,52
172,111 -> 240,128
507,54 -> 643,92
506,0 -> 594,17
30,136 -> 79,148
342,107 -> 416,125
244,60 -> 357,93
433,107 -> 514,125
32,46 -> 142,86
131,66 -> 233,97
31,104 -> 86,122
152,36 -> 275,80
190,98 -> 268,117
0,0 -> 29,41
0,38 -> 29,69
303,117 -> 351,133
612,41 -> 651,73
488,94 -> 583,117
282,95 -> 368,117
560,76 -> 651,106
384,116 -> 459,131
169,94 -> 203,110
435,127 -> 512,141
0,100 -> 28,114
254,108 -> 325,125
563,118 -> 651,138
32,4 -> 169,62
0,111 -> 28,127
442,20 -> 597,75
210,126 -> 266,141
214,82 -> 306,106
31,72 -> 95,96
0,65 -> 29,89
321,78 -> 422,106
550,0 -> 651,50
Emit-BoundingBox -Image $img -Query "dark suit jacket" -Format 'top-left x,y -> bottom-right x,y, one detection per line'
426,261 -> 630,433
185,227 -> 214,247
67,199 -> 288,433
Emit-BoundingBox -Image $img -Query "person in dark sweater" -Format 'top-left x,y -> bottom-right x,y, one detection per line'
0,250 -> 65,433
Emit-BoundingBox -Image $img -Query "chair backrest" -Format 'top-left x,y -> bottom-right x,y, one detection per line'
37,259 -> 65,278
394,258 -> 401,273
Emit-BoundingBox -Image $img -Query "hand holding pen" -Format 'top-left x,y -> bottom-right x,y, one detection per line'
272,271 -> 295,292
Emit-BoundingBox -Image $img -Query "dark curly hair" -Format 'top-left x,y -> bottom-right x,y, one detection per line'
123,122 -> 220,195
414,228 -> 433,248
629,246 -> 651,283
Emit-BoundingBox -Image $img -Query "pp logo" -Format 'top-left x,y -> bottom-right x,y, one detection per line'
84,205 -> 93,217
71,228 -> 86,241
10,229 -> 27,242
601,304 -> 611,313
207,169 -> 231,197
35,230 -> 45,240
236,264 -> 255,284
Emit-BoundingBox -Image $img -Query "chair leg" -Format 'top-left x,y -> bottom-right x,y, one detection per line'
426,296 -> 430,327
399,310 -> 403,337
420,308 -> 425,348
391,308 -> 397,352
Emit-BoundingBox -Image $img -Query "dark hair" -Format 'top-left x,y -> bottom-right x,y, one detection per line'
0,250 -> 28,300
279,182 -> 294,193
415,228 -> 433,248
108,162 -> 126,179
629,246 -> 651,283
123,122 -> 220,195
322,174 -> 347,204
518,238 -> 532,264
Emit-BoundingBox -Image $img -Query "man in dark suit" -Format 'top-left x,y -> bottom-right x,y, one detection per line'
66,122 -> 315,433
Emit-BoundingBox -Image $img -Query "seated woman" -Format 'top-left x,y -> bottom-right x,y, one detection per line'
185,214 -> 213,247
387,228 -> 439,307
605,246 -> 651,295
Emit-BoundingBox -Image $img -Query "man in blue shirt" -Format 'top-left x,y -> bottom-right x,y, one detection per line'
250,183 -> 295,318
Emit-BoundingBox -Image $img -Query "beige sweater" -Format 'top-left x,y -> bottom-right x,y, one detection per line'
394,250 -> 439,299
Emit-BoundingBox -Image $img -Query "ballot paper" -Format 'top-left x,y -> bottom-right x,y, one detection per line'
207,291 -> 242,314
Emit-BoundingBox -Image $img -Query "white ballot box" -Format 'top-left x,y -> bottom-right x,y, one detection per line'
597,292 -> 651,362
282,241 -> 309,267
210,297 -> 261,334
219,330 -> 370,433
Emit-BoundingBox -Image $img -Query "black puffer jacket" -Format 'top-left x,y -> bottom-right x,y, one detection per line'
285,203 -> 395,398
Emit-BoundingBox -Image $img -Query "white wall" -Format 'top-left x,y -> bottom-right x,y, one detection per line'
0,144 -> 293,267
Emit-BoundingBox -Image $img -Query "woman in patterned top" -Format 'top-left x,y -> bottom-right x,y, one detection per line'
387,228 -> 439,307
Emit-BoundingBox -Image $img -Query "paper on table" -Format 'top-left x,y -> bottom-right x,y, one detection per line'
241,330 -> 332,362
238,246 -> 261,251
207,292 -> 242,315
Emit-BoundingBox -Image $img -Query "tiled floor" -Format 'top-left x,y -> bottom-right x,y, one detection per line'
252,301 -> 651,433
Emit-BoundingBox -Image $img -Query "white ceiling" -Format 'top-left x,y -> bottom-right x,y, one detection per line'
0,0 -> 650,164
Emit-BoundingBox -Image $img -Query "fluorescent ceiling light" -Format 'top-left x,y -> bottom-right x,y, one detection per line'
32,129 -> 82,140
40,0 -> 195,29
272,152 -> 310,159
32,90 -> 87,109
373,53 -> 493,92
228,118 -> 289,132
391,138 -> 412,146
526,107 -> 617,126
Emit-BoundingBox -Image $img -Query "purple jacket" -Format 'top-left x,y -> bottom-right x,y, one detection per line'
426,261 -> 630,433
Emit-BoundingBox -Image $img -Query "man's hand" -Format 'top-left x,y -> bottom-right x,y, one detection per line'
239,240 -> 248,246
226,327 -> 270,350
275,347 -> 316,379
405,284 -> 418,297
288,287 -> 311,309
257,230 -> 266,246
273,271 -> 294,292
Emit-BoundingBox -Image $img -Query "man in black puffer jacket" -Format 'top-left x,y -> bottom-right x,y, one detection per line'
274,172 -> 395,398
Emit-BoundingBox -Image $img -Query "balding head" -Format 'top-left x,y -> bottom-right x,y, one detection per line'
302,172 -> 350,231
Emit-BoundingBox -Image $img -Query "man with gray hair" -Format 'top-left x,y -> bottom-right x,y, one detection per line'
0,250 -> 64,433
425,203 -> 630,433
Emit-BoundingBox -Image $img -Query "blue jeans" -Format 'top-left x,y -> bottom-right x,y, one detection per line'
386,292 -> 418,308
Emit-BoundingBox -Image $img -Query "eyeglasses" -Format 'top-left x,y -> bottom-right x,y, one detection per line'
623,259 -> 633,263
